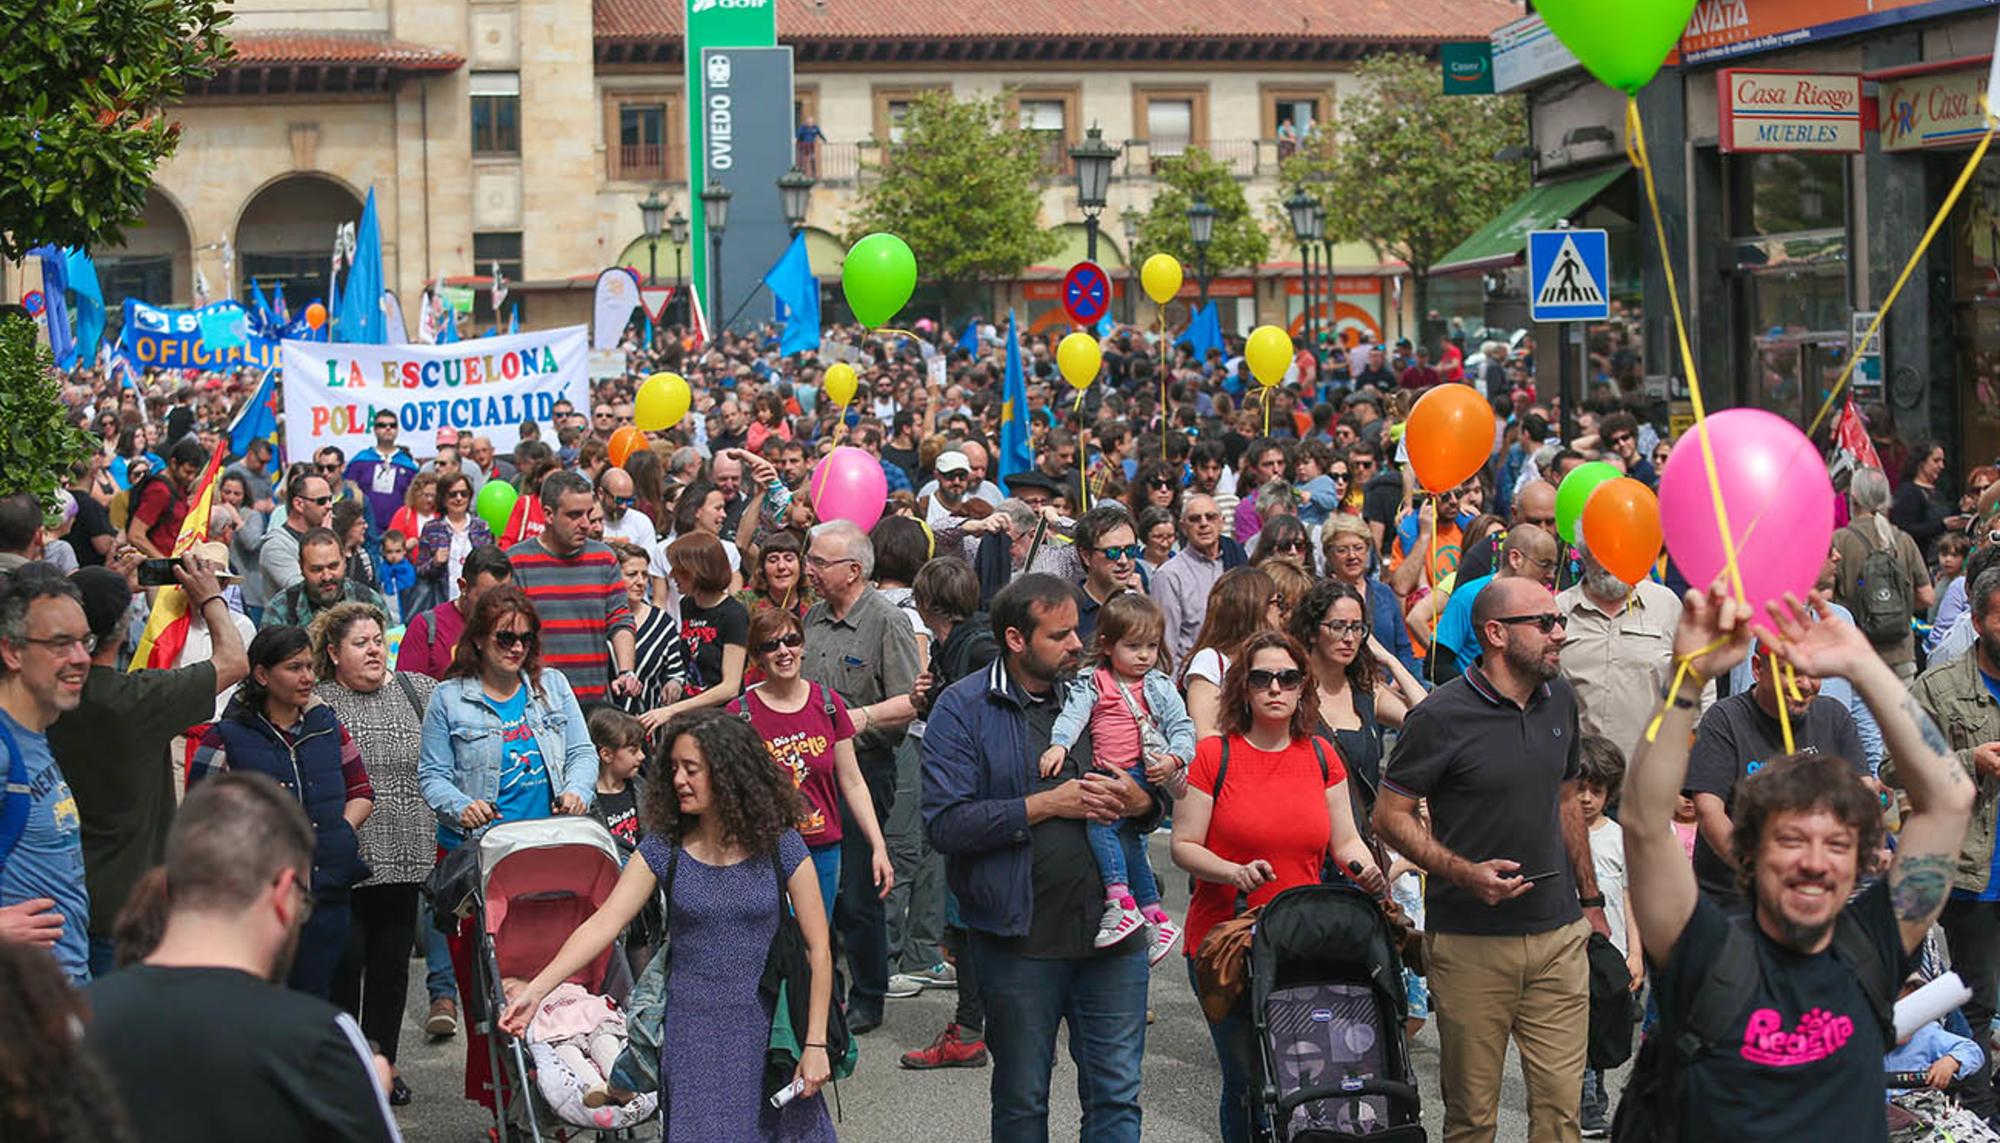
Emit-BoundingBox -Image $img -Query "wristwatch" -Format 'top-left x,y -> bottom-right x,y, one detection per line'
1579,894 -> 1606,909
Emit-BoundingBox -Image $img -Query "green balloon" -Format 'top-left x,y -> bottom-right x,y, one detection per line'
1533,0 -> 1697,94
475,479 -> 518,536
842,233 -> 917,328
1555,461 -> 1622,546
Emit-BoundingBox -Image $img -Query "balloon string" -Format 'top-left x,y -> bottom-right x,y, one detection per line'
870,326 -> 924,346
1644,635 -> 1726,745
1803,120 -> 1995,439
830,403 -> 848,448
1074,390 -> 1090,512
1626,97 -> 1747,610
1260,385 -> 1274,438
1160,312 -> 1170,460
1770,650 -> 1795,755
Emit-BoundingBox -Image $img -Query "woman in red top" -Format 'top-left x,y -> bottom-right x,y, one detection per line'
1172,630 -> 1384,1143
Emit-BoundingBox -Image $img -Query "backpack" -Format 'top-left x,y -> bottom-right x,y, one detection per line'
1610,909 -> 1895,1142
1851,520 -> 1914,646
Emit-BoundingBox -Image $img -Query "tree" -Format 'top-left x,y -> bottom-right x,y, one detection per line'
0,318 -> 96,512
848,90 -> 1061,315
0,0 -> 233,259
1135,148 -> 1270,287
1284,53 -> 1526,351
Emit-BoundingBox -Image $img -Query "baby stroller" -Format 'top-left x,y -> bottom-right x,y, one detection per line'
474,818 -> 654,1142
1248,883 -> 1425,1142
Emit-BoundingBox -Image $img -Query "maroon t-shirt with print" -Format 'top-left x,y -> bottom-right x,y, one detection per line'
729,684 -> 854,846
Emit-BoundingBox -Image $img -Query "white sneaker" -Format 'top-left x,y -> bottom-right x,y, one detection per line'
886,973 -> 925,999
1147,918 -> 1183,966
1094,902 -> 1147,949
905,961 -> 956,989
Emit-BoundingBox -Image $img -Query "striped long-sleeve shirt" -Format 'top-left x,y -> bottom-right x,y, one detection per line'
506,537 -> 634,703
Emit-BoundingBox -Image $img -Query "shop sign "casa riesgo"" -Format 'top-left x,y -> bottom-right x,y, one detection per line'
1718,69 -> 1864,153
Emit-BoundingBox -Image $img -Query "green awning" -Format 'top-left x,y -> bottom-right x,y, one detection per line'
1432,165 -> 1628,276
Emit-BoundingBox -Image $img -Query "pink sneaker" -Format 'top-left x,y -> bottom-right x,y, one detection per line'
1146,918 -> 1183,966
1095,902 -> 1147,949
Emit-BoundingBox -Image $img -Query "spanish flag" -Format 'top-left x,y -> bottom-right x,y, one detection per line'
129,444 -> 226,671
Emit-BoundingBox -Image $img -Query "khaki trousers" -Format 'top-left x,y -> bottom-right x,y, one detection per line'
1424,918 -> 1590,1143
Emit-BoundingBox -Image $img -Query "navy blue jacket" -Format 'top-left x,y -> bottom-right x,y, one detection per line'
202,697 -> 370,899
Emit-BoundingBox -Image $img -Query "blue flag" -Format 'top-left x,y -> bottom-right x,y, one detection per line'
1177,302 -> 1223,359
333,187 -> 385,343
508,305 -> 519,335
30,247 -> 74,370
272,281 -> 290,325
763,232 -> 821,357
247,279 -> 275,338
66,249 -> 104,368
437,302 -> 459,344
957,320 -> 980,355
998,311 -> 1033,482
228,367 -> 281,458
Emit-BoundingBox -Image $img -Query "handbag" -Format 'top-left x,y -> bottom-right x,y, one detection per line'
1191,898 -> 1262,1023
608,845 -> 677,1097
761,849 -> 856,1093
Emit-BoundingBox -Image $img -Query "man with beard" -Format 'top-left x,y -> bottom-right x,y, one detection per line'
1374,576 -> 1608,1143
86,773 -> 401,1142
0,568 -> 95,979
922,574 -> 1162,1141
1684,621 -> 1865,912
1427,523 -> 1558,681
596,466 -> 657,550
1903,563 -> 2000,1120
1623,585 -> 1969,1142
259,472 -> 334,599
1556,543 -> 1708,762
260,529 -> 388,630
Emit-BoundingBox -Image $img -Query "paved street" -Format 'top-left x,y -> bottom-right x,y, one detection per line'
386,836 -> 1619,1141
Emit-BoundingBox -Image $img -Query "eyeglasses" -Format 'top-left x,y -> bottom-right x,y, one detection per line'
1183,512 -> 1220,524
17,632 -> 96,656
1096,543 -> 1143,563
807,555 -> 859,571
492,629 -> 538,650
753,632 -> 806,655
1496,613 -> 1564,633
1247,667 -> 1306,691
1320,619 -> 1368,640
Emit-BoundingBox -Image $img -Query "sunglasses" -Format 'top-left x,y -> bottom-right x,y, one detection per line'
1352,459 -> 1377,471
1183,512 -> 1221,524
374,420 -> 398,430
611,495 -> 636,508
753,632 -> 806,655
492,629 -> 538,650
306,494 -> 334,506
317,463 -> 341,474
1273,539 -> 1306,553
1247,668 -> 1307,691
446,489 -> 471,500
1496,613 -> 1564,633
1148,477 -> 1175,490
1609,432 -> 1635,445
1096,543 -> 1143,563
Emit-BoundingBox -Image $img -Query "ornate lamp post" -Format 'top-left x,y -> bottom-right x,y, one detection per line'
1186,197 -> 1216,307
1069,124 -> 1118,264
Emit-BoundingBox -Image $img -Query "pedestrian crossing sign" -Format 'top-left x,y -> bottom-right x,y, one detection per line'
1528,228 -> 1610,322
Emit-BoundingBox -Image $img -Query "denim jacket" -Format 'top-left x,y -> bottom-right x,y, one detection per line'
1048,667 -> 1196,764
419,669 -> 598,842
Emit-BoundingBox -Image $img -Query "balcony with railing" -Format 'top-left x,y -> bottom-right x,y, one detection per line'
1142,138 -> 1261,177
618,142 -> 672,181
805,141 -> 861,183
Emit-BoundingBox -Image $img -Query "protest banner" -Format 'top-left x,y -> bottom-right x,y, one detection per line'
280,325 -> 590,461
116,298 -> 280,372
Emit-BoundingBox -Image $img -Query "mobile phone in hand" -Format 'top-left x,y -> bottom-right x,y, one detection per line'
136,558 -> 179,587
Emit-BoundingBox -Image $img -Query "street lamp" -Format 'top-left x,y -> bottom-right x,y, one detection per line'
638,187 -> 667,286
1120,206 -> 1142,323
1186,197 -> 1216,307
778,166 -> 815,236
1069,123 -> 1118,264
700,179 -> 732,331
1285,187 -> 1316,353
1311,202 -> 1333,357
666,206 -> 689,324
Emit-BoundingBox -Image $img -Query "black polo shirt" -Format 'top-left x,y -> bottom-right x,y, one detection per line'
1382,665 -> 1583,936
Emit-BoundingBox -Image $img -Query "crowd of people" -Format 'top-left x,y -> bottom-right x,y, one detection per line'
2,315 -> 1996,1143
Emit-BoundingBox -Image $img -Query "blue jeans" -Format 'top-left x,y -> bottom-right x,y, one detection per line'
419,897 -> 457,1002
1086,819 -> 1160,908
971,931 -> 1148,1143
287,898 -> 351,999
1186,957 -> 1263,1143
809,842 -> 841,922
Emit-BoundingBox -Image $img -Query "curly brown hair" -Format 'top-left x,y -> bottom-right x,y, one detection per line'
308,600 -> 390,681
644,709 -> 805,854
445,585 -> 542,684
0,941 -> 136,1142
1288,580 -> 1377,695
1217,630 -> 1321,742
1731,751 -> 1884,895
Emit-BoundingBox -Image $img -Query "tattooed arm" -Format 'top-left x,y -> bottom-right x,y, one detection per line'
1765,593 -> 1974,955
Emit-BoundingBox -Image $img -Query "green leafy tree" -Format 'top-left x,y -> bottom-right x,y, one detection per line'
0,0 -> 233,258
1284,53 -> 1526,349
0,318 -> 96,513
848,90 -> 1061,313
1135,149 -> 1270,285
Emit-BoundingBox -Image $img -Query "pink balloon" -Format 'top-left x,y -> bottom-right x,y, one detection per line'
1657,408 -> 1833,629
809,446 -> 889,532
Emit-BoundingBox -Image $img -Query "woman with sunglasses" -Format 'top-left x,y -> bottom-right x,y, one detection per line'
1172,631 -> 1385,1143
726,607 -> 893,920
1124,457 -> 1182,523
1180,565 -> 1284,741
416,472 -> 493,604
419,586 -> 596,1109
1248,514 -> 1313,573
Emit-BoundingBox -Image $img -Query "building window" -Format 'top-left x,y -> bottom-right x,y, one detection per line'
619,104 -> 669,179
1147,100 -> 1193,157
474,232 -> 523,325
471,72 -> 520,157
885,100 -> 915,145
1019,99 -> 1068,175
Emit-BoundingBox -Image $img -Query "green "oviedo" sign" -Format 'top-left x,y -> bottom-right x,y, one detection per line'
684,0 -> 777,308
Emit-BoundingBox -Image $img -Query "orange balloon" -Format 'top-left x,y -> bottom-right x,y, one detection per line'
609,425 -> 646,469
1580,477 -> 1663,586
1405,383 -> 1493,494
304,302 -> 328,329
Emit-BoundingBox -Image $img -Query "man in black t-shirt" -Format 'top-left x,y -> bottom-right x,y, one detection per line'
1623,587 -> 1972,1143
87,772 -> 400,1143
1685,645 -> 1865,909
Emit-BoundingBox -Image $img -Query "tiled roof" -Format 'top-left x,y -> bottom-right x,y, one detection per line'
224,30 -> 465,71
595,0 -> 1518,44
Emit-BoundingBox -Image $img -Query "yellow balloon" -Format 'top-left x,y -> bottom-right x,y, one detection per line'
1244,325 -> 1292,389
1140,254 -> 1183,306
634,371 -> 692,431
823,362 -> 858,408
1056,332 -> 1101,391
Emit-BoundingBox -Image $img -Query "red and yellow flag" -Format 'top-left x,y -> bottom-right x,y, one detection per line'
129,444 -> 226,671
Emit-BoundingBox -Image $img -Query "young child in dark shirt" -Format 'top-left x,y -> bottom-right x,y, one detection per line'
587,707 -> 646,859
